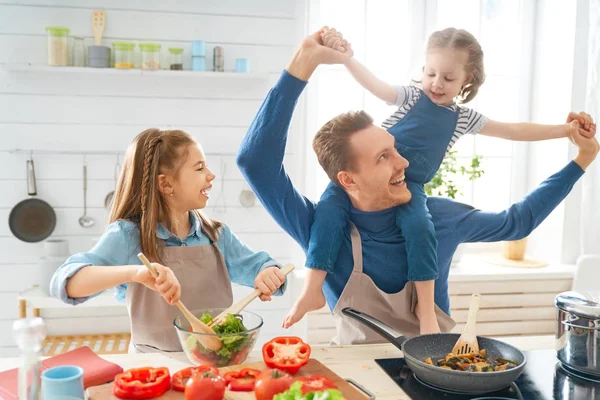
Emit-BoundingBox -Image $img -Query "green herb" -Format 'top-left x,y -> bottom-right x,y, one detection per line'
273,382 -> 344,400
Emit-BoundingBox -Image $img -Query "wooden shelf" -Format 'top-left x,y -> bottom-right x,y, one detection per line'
1,63 -> 270,80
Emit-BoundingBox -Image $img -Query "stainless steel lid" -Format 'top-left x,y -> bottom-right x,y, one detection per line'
555,291 -> 600,319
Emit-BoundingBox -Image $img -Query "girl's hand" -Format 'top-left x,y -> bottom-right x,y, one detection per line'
254,267 -> 286,301
567,111 -> 596,138
132,262 -> 182,305
320,27 -> 351,53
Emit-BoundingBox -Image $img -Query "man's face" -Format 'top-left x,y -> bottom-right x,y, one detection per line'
342,125 -> 411,211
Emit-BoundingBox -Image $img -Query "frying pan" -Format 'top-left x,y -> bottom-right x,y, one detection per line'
9,159 -> 56,243
342,307 -> 526,395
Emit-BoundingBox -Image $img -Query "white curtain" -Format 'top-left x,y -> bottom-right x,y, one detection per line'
580,0 -> 600,255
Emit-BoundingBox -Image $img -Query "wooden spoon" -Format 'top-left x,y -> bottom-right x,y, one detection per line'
137,253 -> 222,351
451,293 -> 481,355
208,264 -> 295,327
92,10 -> 106,46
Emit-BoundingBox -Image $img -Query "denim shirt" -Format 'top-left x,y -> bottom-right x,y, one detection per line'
50,212 -> 284,304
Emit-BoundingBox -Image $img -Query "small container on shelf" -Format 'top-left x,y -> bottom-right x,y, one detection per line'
168,47 -> 184,70
45,26 -> 70,66
112,41 -> 135,69
138,43 -> 161,70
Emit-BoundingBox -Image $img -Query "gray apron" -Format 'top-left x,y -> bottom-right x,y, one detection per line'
331,223 -> 456,345
126,239 -> 233,353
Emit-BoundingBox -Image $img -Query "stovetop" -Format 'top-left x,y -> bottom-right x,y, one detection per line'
375,350 -> 600,400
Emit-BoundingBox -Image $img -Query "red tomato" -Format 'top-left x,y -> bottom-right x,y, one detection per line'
172,365 -> 220,391
185,372 -> 226,400
296,376 -> 337,394
254,369 -> 295,400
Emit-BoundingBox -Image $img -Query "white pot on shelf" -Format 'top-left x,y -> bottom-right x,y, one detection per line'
38,256 -> 65,295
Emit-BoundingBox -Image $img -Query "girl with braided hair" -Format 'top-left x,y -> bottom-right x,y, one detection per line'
50,129 -> 287,353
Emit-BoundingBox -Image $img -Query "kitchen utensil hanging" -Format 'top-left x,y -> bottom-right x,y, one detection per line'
9,155 -> 56,242
213,158 -> 227,213
239,181 -> 256,208
78,158 -> 95,228
104,154 -> 120,210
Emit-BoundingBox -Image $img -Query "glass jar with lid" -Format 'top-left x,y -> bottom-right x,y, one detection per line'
112,42 -> 135,68
138,43 -> 161,70
168,48 -> 184,70
45,26 -> 70,66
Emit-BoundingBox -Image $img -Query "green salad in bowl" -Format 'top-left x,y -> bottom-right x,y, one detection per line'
173,308 -> 263,367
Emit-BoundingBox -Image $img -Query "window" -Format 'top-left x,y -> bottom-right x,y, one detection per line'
306,0 -> 532,219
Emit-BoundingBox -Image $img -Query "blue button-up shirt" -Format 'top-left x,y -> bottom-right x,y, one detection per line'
50,212 -> 284,304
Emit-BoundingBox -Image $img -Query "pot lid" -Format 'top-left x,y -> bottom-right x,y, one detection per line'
555,291 -> 600,319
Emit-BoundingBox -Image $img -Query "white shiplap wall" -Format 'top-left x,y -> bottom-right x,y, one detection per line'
0,0 -> 309,357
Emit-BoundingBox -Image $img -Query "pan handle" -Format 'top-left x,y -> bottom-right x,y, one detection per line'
341,307 -> 408,348
27,160 -> 37,196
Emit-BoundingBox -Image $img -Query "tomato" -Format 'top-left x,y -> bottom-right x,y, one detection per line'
262,336 -> 311,375
185,371 -> 226,400
254,369 -> 295,400
112,367 -> 170,399
172,365 -> 220,391
223,368 -> 261,391
295,375 -> 337,394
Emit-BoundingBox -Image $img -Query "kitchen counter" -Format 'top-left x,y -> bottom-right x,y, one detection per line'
0,335 -> 556,399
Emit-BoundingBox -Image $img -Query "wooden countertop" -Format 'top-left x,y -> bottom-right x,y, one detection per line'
0,335 -> 556,399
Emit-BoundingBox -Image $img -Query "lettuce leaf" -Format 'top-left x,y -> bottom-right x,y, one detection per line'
273,382 -> 344,400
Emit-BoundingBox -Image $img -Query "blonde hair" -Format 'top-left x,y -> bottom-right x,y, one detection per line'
109,128 -> 222,263
426,27 -> 485,104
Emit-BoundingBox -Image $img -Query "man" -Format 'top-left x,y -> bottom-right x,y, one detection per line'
236,29 -> 598,344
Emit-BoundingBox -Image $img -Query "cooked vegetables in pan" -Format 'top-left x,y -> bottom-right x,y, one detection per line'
424,349 -> 518,372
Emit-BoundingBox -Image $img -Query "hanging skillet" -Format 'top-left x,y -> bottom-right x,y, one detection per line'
9,158 -> 57,242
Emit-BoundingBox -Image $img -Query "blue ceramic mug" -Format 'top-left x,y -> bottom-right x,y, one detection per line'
41,365 -> 84,400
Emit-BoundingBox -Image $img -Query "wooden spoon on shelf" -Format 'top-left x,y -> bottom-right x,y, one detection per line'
207,264 -> 295,327
91,10 -> 106,46
137,252 -> 222,351
451,293 -> 481,355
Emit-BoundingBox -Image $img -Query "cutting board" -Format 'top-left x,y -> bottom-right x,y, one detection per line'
87,358 -> 369,399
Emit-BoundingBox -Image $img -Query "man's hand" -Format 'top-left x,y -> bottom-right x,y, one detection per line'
567,111 -> 596,138
568,113 -> 599,170
254,266 -> 286,302
286,27 -> 354,81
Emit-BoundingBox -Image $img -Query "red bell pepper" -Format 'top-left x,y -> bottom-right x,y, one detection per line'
262,336 -> 311,375
113,367 -> 171,399
296,375 -> 338,394
172,365 -> 220,391
223,368 -> 261,391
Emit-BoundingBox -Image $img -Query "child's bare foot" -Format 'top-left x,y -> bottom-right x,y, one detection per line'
282,289 -> 326,329
415,302 -> 441,335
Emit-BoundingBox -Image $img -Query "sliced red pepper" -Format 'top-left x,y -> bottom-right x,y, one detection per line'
262,336 -> 311,375
223,368 -> 261,391
113,367 -> 171,399
172,365 -> 220,391
296,375 -> 338,395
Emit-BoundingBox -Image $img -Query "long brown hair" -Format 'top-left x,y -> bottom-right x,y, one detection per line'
426,27 -> 485,104
109,128 -> 222,263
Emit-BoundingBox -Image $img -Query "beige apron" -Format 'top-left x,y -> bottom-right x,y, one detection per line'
331,223 -> 456,345
126,239 -> 233,353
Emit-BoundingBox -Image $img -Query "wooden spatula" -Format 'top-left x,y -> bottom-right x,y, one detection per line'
452,293 -> 481,355
92,10 -> 106,46
207,264 -> 296,328
137,252 -> 223,351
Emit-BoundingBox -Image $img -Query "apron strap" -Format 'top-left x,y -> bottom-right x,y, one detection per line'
349,223 -> 364,273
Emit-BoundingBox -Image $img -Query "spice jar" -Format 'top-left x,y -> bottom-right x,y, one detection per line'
139,43 -> 161,70
45,26 -> 69,66
168,48 -> 184,70
213,46 -> 224,72
112,42 -> 135,68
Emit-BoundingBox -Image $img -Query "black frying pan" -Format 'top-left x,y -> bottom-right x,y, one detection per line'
342,307 -> 527,395
9,159 -> 56,243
